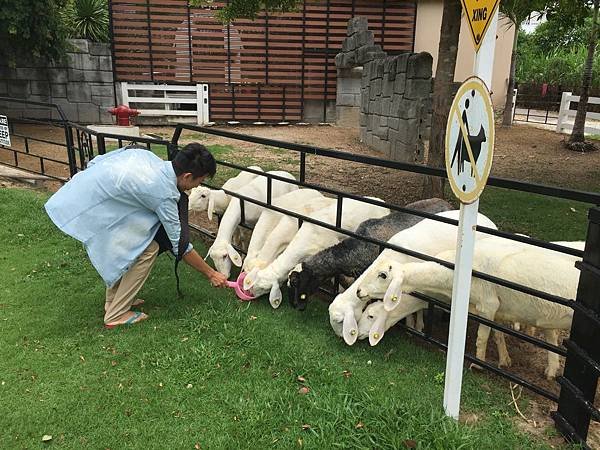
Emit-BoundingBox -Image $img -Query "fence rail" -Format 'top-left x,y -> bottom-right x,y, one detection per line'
556,92 -> 600,135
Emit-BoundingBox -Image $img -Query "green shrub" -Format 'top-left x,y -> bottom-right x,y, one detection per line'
64,0 -> 109,43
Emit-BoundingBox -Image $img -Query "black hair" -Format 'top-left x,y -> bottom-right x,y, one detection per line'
172,142 -> 216,179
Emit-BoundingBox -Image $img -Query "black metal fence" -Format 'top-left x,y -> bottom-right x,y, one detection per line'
1,96 -> 599,447
0,97 -> 172,180
171,124 -> 600,449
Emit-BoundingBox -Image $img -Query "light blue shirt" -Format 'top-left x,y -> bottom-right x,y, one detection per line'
45,147 -> 192,287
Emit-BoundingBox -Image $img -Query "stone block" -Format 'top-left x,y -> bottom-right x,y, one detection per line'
383,56 -> 396,75
394,73 -> 406,95
371,100 -> 382,115
335,52 -> 345,68
372,114 -> 380,130
364,131 -> 373,146
51,83 -> 67,98
366,114 -> 374,131
375,126 -> 388,141
382,79 -> 394,98
380,116 -> 388,127
68,39 -> 89,53
53,99 -> 78,121
347,17 -> 368,36
28,93 -> 51,104
372,134 -> 390,155
356,45 -> 386,65
405,78 -> 432,100
48,68 -> 68,84
354,30 -> 374,48
398,118 -> 419,144
337,93 -> 356,106
82,54 -> 102,71
388,117 -> 400,130
68,68 -> 85,82
99,110 -> 113,125
367,100 -> 374,114
68,53 -> 85,70
375,61 -> 385,79
360,71 -> 369,88
89,42 -> 111,56
30,80 -> 50,95
368,61 -> 379,81
67,83 -> 92,102
92,95 -> 114,107
0,81 -> 7,95
370,79 -> 382,99
395,53 -> 410,73
0,65 -> 17,78
396,99 -> 420,119
388,128 -> 399,144
390,140 -> 414,162
91,84 -> 114,98
16,67 -> 47,80
360,91 -> 368,112
381,97 -> 391,116
77,104 -> 100,124
407,52 -> 433,79
83,70 -> 113,83
359,112 -> 367,127
342,35 -> 357,53
336,106 -> 359,127
359,126 -> 367,142
8,80 -> 29,98
342,52 -> 356,68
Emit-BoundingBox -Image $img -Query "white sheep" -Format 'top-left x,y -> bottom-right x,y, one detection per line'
356,237 -> 581,379
207,171 -> 297,277
243,197 -> 390,308
243,191 -> 335,273
188,166 -> 263,219
328,210 -> 498,345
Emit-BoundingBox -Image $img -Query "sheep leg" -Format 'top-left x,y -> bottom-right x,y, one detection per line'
470,301 -> 499,371
493,330 -> 512,368
543,329 -> 561,380
415,310 -> 424,333
405,314 -> 415,329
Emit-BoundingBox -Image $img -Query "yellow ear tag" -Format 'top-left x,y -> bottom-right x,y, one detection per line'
350,329 -> 357,336
373,333 -> 380,339
300,294 -> 306,300
391,295 -> 398,302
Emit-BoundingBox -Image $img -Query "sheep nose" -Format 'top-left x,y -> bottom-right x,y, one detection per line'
356,288 -> 362,297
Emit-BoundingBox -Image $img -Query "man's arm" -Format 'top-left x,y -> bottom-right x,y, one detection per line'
183,248 -> 228,287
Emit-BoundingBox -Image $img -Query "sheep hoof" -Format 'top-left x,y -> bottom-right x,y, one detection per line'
544,367 -> 558,380
469,362 -> 484,372
498,357 -> 512,368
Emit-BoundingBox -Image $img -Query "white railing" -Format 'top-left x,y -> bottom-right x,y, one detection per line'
556,92 -> 600,134
120,82 -> 210,125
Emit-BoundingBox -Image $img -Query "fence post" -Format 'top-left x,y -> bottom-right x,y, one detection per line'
121,82 -> 129,106
510,88 -> 517,124
552,206 -> 600,447
196,84 -> 202,125
556,92 -> 571,134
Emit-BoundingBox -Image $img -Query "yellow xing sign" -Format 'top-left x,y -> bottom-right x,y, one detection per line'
460,0 -> 500,51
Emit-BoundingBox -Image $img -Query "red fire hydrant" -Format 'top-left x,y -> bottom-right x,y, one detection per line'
108,105 -> 140,126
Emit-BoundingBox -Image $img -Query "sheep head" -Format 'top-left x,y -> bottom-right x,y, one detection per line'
357,301 -> 389,346
287,263 -> 317,311
188,186 -> 211,211
243,266 -> 282,308
328,292 -> 363,345
207,239 -> 243,278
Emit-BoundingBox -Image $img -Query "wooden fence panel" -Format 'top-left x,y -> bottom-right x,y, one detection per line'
110,0 -> 416,121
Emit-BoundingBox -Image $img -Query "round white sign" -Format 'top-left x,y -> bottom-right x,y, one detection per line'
445,76 -> 494,204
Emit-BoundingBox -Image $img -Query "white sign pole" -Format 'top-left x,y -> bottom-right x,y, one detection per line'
443,7 -> 499,420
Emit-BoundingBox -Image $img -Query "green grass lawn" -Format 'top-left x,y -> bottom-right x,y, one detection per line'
0,188 -> 567,449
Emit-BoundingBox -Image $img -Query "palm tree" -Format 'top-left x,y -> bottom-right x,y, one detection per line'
568,0 -> 599,149
422,0 -> 462,199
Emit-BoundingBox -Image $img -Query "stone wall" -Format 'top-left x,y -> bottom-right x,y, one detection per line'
0,39 -> 114,124
335,18 -> 433,162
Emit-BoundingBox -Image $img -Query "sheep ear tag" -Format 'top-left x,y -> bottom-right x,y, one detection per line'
269,283 -> 282,309
342,310 -> 358,346
226,244 -> 243,267
369,315 -> 387,347
243,267 -> 259,290
207,195 -> 215,221
383,278 -> 403,312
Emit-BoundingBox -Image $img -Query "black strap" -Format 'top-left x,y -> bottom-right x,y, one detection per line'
154,192 -> 190,297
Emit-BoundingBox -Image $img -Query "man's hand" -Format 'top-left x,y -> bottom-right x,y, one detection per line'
208,270 -> 228,288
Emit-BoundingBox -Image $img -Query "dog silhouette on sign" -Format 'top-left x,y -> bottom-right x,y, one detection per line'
450,93 -> 487,176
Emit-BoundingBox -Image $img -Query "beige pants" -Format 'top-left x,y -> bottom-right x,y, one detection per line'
104,240 -> 159,324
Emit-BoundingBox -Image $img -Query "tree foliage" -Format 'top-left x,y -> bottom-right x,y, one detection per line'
64,0 -> 109,43
189,0 -> 300,22
0,0 -> 70,66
